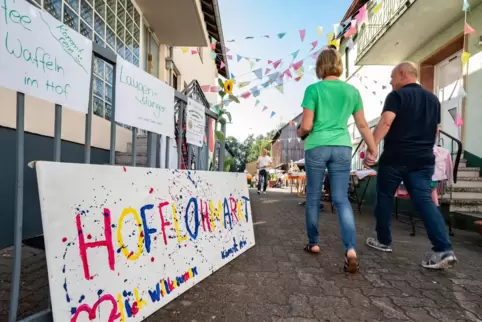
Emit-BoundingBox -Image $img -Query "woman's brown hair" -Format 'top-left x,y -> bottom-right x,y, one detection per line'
315,48 -> 343,80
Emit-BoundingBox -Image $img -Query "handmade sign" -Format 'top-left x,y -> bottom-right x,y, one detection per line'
35,162 -> 255,321
0,0 -> 93,113
186,98 -> 206,147
115,56 -> 175,137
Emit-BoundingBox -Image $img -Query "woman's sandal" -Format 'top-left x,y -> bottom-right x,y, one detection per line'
304,244 -> 320,254
344,253 -> 359,273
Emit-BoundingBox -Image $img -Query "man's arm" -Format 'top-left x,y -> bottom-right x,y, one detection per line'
373,91 -> 401,145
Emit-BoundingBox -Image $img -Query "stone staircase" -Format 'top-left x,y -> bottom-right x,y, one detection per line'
115,136 -> 148,167
442,158 -> 482,219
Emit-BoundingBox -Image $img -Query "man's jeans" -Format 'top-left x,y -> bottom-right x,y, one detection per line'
375,164 -> 452,252
305,146 -> 356,251
258,169 -> 268,192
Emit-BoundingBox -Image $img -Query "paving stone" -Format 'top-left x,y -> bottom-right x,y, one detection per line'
2,190 -> 482,321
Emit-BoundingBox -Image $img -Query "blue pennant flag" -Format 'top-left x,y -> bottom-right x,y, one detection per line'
237,55 -> 243,62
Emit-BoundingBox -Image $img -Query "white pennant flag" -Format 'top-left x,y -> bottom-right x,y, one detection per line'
457,86 -> 467,98
297,138 -> 301,143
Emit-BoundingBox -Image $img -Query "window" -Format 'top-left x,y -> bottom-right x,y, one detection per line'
92,56 -> 114,120
173,72 -> 178,90
345,47 -> 350,79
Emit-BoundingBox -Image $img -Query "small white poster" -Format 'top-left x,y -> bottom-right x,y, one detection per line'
115,56 -> 175,137
186,98 -> 206,147
0,0 -> 93,113
35,162 -> 254,322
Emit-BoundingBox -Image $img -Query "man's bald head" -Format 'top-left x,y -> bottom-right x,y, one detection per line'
390,61 -> 418,90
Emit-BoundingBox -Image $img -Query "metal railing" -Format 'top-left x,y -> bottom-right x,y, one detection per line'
356,0 -> 416,63
6,42 -> 224,322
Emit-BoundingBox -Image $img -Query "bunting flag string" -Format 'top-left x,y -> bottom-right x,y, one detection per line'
222,26 -> 324,43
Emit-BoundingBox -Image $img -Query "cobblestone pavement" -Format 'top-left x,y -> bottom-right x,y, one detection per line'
1,189 -> 482,321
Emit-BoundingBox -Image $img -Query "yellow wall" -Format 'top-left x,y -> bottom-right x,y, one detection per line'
407,3 -> 482,158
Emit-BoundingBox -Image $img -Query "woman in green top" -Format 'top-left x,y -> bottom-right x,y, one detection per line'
297,48 -> 377,273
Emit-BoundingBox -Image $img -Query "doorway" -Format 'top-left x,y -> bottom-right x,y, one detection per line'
435,51 -> 463,142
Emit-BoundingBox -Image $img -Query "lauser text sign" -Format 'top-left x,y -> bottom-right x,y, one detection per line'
115,56 -> 175,137
0,0 -> 93,113
35,162 -> 255,322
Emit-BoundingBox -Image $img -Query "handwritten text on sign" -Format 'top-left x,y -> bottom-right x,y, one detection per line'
115,55 -> 175,137
186,98 -> 206,147
35,162 -> 255,321
0,0 -> 93,113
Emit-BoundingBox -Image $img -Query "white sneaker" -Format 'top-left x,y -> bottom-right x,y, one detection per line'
421,251 -> 457,270
263,191 -> 267,195
257,190 -> 261,195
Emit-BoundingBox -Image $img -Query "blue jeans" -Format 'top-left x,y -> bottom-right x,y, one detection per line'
375,164 -> 452,252
305,146 -> 356,251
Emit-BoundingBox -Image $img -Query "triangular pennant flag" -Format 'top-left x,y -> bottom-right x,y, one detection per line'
295,76 -> 303,82
448,107 -> 457,121
463,0 -> 469,11
464,23 -> 476,35
225,47 -> 230,52
270,111 -> 276,118
344,20 -> 357,38
299,29 -> 306,41
373,1 -> 383,14
268,60 -> 273,64
201,85 -> 210,92
236,54 -> 243,62
227,55 -> 233,60
210,43 -> 216,50
250,87 -> 260,97
328,38 -> 340,49
210,51 -> 217,60
220,61 -> 225,69
295,67 -> 304,77
273,59 -> 282,69
297,137 -> 301,143
312,52 -> 318,59
210,86 -> 220,92
250,60 -> 256,69
461,51 -> 471,66
253,68 -> 263,79
277,33 -> 286,39
239,81 -> 250,88
241,92 -> 251,99
310,41 -> 318,51
275,84 -> 284,94
255,99 -> 260,106
292,60 -> 304,71
283,69 -> 292,79
268,72 -> 280,83
255,58 -> 262,62
356,4 -> 368,25
317,26 -> 323,38
346,38 -> 355,50
309,65 -> 315,71
291,49 -> 300,60
245,36 -> 254,40
455,114 -> 464,127
231,73 -> 235,79
181,47 -> 189,53
211,36 -> 217,44
265,68 -> 271,75
334,23 -> 343,36
457,87 -> 467,98
264,35 -> 270,38
326,31 -> 335,42
191,50 -> 198,55
262,106 -> 268,112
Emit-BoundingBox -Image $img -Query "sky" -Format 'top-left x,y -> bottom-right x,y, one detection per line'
217,0 -> 354,141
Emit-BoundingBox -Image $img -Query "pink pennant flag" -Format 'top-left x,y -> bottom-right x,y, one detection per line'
210,43 -> 216,50
265,68 -> 271,75
191,50 -> 198,55
455,114 -> 464,127
220,61 -> 225,69
285,69 -> 292,79
225,47 -> 230,52
201,85 -> 210,92
310,41 -> 318,51
312,52 -> 318,59
356,4 -> 367,25
299,29 -> 306,41
292,60 -> 304,70
273,59 -> 282,69
241,92 -> 251,99
268,60 -> 273,64
344,20 -> 357,38
227,55 -> 233,60
210,86 -> 220,92
465,23 -> 476,35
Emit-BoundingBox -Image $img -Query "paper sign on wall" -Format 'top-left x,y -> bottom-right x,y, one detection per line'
0,0 -> 93,113
115,56 -> 175,137
35,162 -> 255,322
186,98 -> 206,147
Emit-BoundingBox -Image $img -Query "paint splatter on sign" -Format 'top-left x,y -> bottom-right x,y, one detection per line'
35,162 -> 255,321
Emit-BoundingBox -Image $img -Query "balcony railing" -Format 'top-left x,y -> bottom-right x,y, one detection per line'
357,0 -> 416,62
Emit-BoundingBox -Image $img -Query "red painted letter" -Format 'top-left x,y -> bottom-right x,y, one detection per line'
200,200 -> 212,232
76,209 -> 115,280
229,197 -> 239,223
158,202 -> 171,245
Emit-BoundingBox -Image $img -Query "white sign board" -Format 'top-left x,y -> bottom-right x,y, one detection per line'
115,56 -> 175,137
186,98 -> 206,147
0,0 -> 93,113
35,162 -> 254,322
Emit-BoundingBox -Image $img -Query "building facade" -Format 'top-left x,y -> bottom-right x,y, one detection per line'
0,0 -> 228,248
271,114 -> 304,171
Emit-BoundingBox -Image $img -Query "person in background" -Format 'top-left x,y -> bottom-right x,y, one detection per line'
257,148 -> 272,195
364,62 -> 457,270
297,48 -> 377,273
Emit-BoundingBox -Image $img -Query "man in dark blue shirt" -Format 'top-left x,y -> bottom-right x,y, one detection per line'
364,62 -> 456,270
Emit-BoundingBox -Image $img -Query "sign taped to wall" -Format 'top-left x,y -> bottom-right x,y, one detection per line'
35,162 -> 254,321
186,98 -> 206,147
0,0 -> 93,113
115,56 -> 175,137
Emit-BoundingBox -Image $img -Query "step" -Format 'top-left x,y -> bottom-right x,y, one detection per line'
452,186 -> 482,193
457,167 -> 480,177
458,159 -> 467,168
449,199 -> 482,213
451,192 -> 482,200
453,212 -> 482,220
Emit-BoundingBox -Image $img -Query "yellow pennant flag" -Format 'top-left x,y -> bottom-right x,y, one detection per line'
249,60 -> 255,69
295,67 -> 304,77
461,51 -> 471,66
373,1 -> 383,14
317,26 -> 323,38
326,31 -> 335,42
239,81 -> 250,88
181,47 -> 189,54
328,38 -> 340,49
